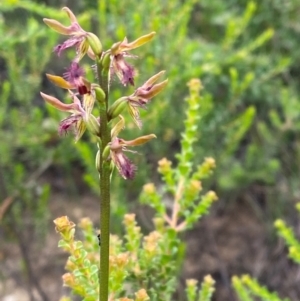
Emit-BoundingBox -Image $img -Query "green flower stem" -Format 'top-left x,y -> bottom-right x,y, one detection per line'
96,57 -> 111,301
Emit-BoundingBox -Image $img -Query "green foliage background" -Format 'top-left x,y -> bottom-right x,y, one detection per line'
1,0 -> 300,300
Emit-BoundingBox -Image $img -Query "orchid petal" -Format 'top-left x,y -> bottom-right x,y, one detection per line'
74,118 -> 86,142
143,71 -> 166,87
46,74 -> 74,89
120,32 -> 156,52
111,115 -> 125,139
43,18 -> 73,35
119,134 -> 157,147
128,104 -> 142,129
40,92 -> 74,112
62,7 -> 78,24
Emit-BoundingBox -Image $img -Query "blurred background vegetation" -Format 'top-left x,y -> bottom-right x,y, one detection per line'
1,0 -> 300,300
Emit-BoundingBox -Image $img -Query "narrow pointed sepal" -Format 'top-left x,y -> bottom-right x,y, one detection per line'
40,92 -> 74,112
111,115 -> 125,139
119,134 -> 156,147
46,74 -> 74,89
43,18 -> 73,35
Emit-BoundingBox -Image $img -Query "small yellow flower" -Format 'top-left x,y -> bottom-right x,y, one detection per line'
53,216 -> 75,233
135,289 -> 149,301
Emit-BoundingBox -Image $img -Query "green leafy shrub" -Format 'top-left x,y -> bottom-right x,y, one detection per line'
231,203 -> 300,301
53,79 -> 217,301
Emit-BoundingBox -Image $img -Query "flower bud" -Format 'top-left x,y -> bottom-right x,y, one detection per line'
108,97 -> 128,120
94,86 -> 106,103
186,279 -> 198,287
143,183 -> 156,194
85,114 -> 100,136
289,246 -> 298,258
204,275 -> 215,286
86,32 -> 103,57
153,217 -> 164,230
133,263 -> 141,276
241,274 -> 251,283
101,52 -> 111,70
78,217 -> 92,230
123,214 -> 136,227
204,157 -> 216,169
206,191 -> 218,202
102,144 -> 111,160
274,219 -> 284,228
187,78 -> 203,93
158,157 -> 172,173
110,161 -> 114,174
115,253 -> 129,268
135,289 -> 149,301
65,259 -> 76,271
53,216 -> 75,234
188,180 -> 202,195
62,273 -> 76,288
95,150 -> 101,172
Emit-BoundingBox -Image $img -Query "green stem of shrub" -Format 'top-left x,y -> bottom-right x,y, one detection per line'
97,57 -> 111,301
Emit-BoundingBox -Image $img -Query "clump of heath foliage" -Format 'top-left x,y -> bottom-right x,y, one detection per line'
232,207 -> 300,301
53,78 -> 217,301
